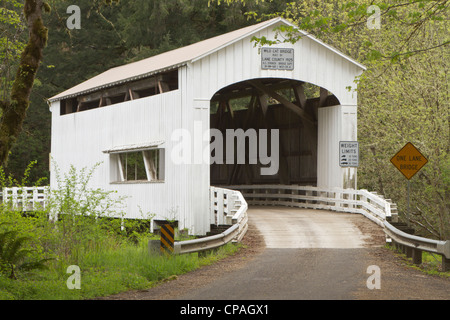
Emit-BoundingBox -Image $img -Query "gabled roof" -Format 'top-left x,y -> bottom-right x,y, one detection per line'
49,17 -> 365,102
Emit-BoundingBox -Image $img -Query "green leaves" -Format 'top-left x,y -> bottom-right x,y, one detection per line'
0,222 -> 50,279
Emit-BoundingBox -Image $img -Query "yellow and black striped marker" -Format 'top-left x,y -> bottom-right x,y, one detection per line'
160,224 -> 174,254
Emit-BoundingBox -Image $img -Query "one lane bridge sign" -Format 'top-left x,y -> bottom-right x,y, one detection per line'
390,142 -> 428,180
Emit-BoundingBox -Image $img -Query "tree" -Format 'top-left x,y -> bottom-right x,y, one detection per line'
0,0 -> 49,166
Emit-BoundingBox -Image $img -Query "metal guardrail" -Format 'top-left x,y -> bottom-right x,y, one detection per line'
384,220 -> 450,268
174,187 -> 248,255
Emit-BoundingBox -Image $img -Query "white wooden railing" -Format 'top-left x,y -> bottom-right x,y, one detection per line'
1,186 -> 49,211
227,184 -> 397,227
225,184 -> 449,271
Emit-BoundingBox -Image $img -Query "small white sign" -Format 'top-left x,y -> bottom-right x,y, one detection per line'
339,141 -> 359,167
261,48 -> 294,70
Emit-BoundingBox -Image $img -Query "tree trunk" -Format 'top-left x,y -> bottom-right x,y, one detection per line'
0,0 -> 48,166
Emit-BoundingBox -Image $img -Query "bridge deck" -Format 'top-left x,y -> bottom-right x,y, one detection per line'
248,206 -> 382,249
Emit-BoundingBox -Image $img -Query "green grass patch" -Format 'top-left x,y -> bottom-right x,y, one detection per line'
0,164 -> 242,300
0,235 -> 241,300
386,244 -> 450,278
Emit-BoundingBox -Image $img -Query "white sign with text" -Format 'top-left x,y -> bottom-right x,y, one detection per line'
261,48 -> 294,70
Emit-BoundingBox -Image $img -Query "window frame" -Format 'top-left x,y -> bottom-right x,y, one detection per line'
107,146 -> 165,184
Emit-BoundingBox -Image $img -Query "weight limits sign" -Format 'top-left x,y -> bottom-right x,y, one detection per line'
339,141 -> 359,167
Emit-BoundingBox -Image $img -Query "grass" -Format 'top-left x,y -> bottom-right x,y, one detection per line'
0,164 -> 242,300
0,234 -> 241,300
386,244 -> 450,278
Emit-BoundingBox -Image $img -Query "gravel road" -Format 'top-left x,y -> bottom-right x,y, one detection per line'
99,206 -> 449,301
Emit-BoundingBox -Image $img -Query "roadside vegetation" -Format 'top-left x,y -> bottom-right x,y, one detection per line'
386,244 -> 450,277
0,164 -> 240,300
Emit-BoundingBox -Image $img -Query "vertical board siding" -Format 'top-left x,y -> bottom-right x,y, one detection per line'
317,105 -> 357,189
192,23 -> 360,106
51,90 -> 185,224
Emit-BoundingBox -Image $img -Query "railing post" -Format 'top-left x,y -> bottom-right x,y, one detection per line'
210,187 -> 215,225
33,187 -> 39,211
443,257 -> 450,272
411,248 -> 422,265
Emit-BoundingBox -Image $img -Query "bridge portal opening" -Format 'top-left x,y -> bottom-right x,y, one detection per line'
210,78 -> 340,186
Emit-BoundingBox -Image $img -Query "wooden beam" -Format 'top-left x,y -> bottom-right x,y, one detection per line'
248,80 -> 315,125
76,77 -> 161,104
319,87 -> 328,107
292,84 -> 307,109
157,78 -> 170,94
243,95 -> 257,129
225,100 -> 234,119
211,80 -> 302,102
258,93 -> 269,116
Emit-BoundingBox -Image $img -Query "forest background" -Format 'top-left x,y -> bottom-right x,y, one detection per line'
1,0 -> 448,239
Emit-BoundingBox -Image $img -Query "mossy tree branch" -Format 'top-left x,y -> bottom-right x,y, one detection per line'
0,0 -> 49,166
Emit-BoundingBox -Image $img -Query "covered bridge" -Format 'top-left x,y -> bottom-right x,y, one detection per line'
48,17 -> 366,235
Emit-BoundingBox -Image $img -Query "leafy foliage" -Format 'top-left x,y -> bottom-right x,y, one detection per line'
0,222 -> 51,279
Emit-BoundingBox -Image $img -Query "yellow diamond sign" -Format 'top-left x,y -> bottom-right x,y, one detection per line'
390,142 -> 428,180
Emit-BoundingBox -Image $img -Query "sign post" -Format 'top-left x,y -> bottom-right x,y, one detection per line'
390,142 -> 428,224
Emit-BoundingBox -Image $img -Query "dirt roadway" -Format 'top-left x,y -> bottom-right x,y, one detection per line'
98,208 -> 449,301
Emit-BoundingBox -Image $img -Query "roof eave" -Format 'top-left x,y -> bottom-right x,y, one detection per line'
48,62 -> 187,103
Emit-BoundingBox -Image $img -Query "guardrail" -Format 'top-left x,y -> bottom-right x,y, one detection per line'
384,220 -> 450,270
174,187 -> 248,254
225,184 -> 449,271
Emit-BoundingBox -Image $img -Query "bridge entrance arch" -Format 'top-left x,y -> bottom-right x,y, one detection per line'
210,78 -> 341,187
187,18 -> 366,195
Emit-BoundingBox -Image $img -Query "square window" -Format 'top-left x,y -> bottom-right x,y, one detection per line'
112,148 -> 164,183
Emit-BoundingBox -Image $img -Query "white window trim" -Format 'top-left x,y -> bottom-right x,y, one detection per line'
106,142 -> 165,184
103,140 -> 164,154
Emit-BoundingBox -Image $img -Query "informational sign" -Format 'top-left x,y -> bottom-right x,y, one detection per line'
261,48 -> 294,70
339,141 -> 359,167
390,142 -> 428,180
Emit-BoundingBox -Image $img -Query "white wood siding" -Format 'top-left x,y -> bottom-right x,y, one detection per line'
192,21 -> 361,106
50,90 -> 197,231
317,105 -> 357,189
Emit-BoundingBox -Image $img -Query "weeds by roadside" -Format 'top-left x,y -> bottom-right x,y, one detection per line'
0,162 -> 241,300
386,244 -> 450,278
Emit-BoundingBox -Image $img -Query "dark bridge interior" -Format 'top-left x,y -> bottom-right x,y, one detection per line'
210,78 -> 340,186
